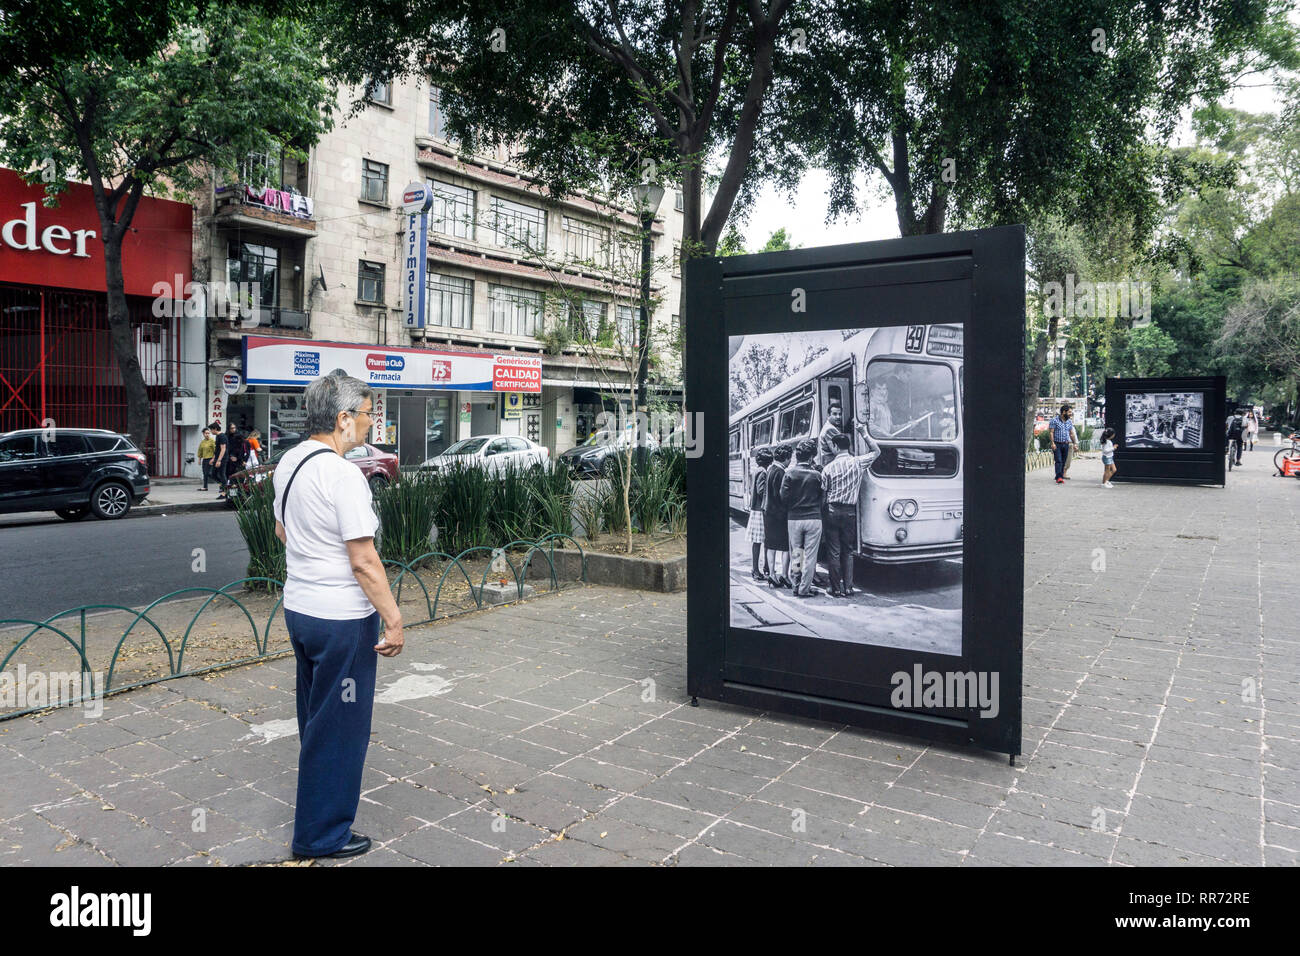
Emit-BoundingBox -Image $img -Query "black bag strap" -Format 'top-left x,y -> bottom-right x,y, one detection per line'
279,447 -> 333,525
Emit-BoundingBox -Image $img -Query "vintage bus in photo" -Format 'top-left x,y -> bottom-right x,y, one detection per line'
728,324 -> 963,566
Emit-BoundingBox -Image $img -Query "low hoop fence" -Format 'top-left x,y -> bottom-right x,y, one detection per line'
0,536 -> 586,722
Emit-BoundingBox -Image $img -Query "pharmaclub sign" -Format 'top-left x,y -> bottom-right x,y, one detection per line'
401,182 -> 432,329
686,227 -> 1026,759
242,335 -> 542,393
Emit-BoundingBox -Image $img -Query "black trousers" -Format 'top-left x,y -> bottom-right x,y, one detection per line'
200,459 -> 213,489
824,504 -> 857,593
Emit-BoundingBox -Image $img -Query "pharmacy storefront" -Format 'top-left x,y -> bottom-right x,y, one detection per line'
232,335 -> 543,465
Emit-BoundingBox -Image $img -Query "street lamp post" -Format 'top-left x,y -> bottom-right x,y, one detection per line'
631,181 -> 664,417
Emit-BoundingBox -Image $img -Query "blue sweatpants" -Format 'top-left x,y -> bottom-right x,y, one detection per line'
285,608 -> 380,856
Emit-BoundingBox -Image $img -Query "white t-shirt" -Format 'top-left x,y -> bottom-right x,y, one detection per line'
1102,439 -> 1115,456
272,440 -> 379,619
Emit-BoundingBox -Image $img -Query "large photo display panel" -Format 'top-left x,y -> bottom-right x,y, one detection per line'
727,325 -> 963,656
1105,376 -> 1226,486
687,227 -> 1026,759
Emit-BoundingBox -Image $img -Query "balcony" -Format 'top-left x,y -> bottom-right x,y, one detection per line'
213,306 -> 311,340
213,184 -> 317,237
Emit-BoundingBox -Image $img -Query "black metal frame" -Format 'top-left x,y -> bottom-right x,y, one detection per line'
1104,376 -> 1226,486
686,226 -> 1026,759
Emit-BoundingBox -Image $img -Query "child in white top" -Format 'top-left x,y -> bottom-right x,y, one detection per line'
1100,428 -> 1118,487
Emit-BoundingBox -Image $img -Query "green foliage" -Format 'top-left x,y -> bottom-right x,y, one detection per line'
233,477 -> 285,586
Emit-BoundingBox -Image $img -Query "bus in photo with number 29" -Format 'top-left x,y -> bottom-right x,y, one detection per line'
729,324 -> 964,566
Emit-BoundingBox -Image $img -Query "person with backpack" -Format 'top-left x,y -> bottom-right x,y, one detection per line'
1226,410 -> 1246,466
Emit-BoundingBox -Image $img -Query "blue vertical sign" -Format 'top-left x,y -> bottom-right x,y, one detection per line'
401,182 -> 433,329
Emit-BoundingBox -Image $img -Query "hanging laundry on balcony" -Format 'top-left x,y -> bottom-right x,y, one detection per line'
290,194 -> 314,219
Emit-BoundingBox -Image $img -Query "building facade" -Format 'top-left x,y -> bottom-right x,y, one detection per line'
194,75 -> 684,470
0,167 -> 197,476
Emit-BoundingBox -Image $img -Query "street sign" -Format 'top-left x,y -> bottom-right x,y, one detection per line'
221,369 -> 243,395
400,182 -> 432,330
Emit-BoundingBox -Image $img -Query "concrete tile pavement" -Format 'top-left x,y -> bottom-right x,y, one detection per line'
1,449 -> 1297,865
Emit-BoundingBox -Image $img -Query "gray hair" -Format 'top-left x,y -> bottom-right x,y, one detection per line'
304,369 -> 373,435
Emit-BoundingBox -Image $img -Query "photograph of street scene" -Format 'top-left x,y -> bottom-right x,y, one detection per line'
728,325 -> 963,655
1125,391 -> 1205,449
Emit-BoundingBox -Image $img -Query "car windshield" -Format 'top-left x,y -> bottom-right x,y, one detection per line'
443,438 -> 489,456
865,360 -> 958,441
581,430 -> 620,447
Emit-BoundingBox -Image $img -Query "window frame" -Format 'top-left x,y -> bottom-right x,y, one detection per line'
427,273 -> 474,329
360,158 -> 389,204
366,77 -> 392,106
428,179 -> 475,239
490,196 -> 547,254
487,283 -> 544,337
357,260 -> 386,304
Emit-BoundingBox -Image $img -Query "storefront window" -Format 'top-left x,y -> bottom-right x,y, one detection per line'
425,394 -> 451,459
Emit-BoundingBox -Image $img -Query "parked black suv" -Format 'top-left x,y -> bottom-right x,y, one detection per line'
0,428 -> 150,520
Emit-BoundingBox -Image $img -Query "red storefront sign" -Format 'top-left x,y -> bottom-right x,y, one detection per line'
0,167 -> 192,296
491,355 -> 543,392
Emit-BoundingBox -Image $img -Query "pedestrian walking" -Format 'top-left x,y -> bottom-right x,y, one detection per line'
821,429 -> 881,597
1100,427 -> 1118,487
1048,404 -> 1078,484
246,429 -> 263,469
763,443 -> 793,589
197,428 -> 216,491
747,448 -> 772,581
225,423 -> 247,479
211,421 -> 229,498
1245,411 -> 1259,451
781,438 -> 825,598
272,370 -> 403,861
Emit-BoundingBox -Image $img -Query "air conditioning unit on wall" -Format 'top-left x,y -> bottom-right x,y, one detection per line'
173,396 -> 202,425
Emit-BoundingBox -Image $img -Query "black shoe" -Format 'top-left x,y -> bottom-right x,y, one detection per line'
294,832 -> 371,860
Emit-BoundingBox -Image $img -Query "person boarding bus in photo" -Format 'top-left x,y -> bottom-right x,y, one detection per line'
818,401 -> 846,467
272,370 -> 404,860
821,429 -> 882,597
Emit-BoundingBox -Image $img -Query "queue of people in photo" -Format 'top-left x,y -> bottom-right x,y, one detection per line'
746,401 -> 881,599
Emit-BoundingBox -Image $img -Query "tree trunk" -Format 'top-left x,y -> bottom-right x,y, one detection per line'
102,235 -> 152,459
623,442 -> 633,554
1024,314 -> 1058,451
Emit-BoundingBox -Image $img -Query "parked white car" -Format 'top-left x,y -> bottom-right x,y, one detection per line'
421,435 -> 549,474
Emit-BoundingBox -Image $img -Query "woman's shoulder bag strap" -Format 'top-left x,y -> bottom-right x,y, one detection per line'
279,448 -> 334,524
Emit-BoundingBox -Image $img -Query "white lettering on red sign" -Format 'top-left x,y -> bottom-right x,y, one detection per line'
431,360 -> 452,382
2,202 -> 96,258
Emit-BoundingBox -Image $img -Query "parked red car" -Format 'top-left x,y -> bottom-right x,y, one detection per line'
225,442 -> 398,507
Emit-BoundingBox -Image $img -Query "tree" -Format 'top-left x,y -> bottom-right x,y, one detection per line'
308,0 -> 819,333
796,0 -> 1296,240
717,225 -> 800,256
0,2 -> 335,452
1219,278 -> 1300,409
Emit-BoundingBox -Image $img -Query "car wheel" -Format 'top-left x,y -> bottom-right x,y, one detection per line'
90,481 -> 132,519
600,456 -> 617,478
368,475 -> 389,494
55,507 -> 90,521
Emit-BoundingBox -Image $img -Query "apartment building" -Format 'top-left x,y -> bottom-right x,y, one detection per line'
194,75 -> 684,469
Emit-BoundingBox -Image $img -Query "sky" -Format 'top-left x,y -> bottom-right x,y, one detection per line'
727,67 -> 1293,252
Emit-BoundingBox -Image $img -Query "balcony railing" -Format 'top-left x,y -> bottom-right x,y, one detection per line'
215,183 -> 315,222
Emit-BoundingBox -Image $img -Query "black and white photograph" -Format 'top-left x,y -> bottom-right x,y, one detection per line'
728,324 -> 963,655
1124,391 -> 1205,449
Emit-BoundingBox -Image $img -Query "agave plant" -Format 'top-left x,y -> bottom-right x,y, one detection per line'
233,475 -> 285,587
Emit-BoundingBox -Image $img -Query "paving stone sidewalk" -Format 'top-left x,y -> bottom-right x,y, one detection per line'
2,450 -> 1297,866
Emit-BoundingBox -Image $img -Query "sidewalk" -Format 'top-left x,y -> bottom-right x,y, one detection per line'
1,451 -> 1296,865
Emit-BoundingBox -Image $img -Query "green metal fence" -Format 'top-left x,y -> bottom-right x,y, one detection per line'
0,536 -> 585,722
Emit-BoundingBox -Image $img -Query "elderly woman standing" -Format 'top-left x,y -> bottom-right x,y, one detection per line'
273,370 -> 404,860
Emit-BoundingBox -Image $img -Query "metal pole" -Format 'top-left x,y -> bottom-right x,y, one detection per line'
636,212 -> 651,414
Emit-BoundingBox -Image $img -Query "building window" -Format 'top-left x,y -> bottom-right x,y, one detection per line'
616,304 -> 637,347
429,85 -> 450,140
427,273 -> 473,328
360,159 -> 388,204
562,217 -> 608,266
429,179 -> 475,239
672,242 -> 681,278
674,190 -> 683,212
488,284 -> 543,336
366,78 -> 392,106
358,260 -> 385,303
491,196 -> 546,254
227,241 -> 279,309
566,298 -> 608,341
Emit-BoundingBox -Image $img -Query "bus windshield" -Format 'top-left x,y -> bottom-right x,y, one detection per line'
865,360 -> 958,441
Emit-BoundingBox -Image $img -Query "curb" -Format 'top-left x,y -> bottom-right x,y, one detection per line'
132,500 -> 232,518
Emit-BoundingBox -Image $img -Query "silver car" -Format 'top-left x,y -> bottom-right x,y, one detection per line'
421,435 -> 550,474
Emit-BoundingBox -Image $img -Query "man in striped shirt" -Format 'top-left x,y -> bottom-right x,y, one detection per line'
821,430 -> 881,598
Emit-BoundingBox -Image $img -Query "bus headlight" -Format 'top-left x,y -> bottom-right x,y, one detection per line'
889,499 -> 918,520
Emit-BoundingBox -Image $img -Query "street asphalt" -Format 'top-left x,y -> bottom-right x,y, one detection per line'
0,445 -> 1297,865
